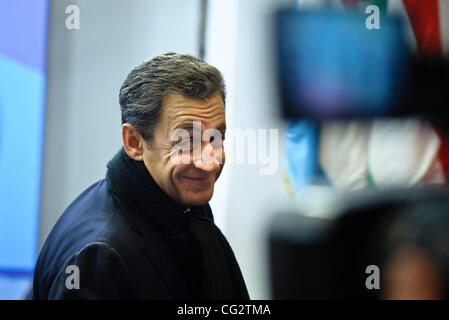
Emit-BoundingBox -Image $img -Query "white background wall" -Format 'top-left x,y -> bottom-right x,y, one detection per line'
206,0 -> 293,299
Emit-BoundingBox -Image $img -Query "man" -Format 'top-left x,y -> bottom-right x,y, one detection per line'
33,53 -> 249,300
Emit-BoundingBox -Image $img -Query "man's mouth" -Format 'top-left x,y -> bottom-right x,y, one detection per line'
183,175 -> 210,181
181,175 -> 213,190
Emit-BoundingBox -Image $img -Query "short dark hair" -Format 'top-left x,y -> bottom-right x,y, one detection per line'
119,52 -> 226,141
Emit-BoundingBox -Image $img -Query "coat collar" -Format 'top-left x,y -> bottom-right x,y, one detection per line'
104,148 -> 244,300
105,148 -> 214,298
105,147 -> 212,236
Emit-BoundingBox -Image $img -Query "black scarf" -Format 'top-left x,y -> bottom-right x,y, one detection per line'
105,148 -> 249,299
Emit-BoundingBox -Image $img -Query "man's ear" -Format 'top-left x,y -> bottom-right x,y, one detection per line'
122,123 -> 144,161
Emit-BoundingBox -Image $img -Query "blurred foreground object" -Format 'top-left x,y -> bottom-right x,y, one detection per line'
269,188 -> 449,299
274,7 -> 449,120
275,8 -> 409,119
319,117 -> 446,190
277,7 -> 449,192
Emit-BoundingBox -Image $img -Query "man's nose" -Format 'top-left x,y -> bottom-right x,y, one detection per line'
193,142 -> 221,172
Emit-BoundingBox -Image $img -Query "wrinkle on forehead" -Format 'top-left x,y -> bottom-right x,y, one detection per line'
163,93 -> 226,130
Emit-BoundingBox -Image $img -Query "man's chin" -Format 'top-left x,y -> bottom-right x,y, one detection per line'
181,191 -> 213,207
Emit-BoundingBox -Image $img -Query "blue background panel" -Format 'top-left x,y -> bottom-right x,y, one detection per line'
0,55 -> 46,270
0,0 -> 48,72
0,0 -> 48,280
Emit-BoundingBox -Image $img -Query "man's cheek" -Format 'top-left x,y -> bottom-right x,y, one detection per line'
218,150 -> 225,174
173,164 -> 190,181
212,146 -> 225,166
215,164 -> 224,181
221,149 -> 226,165
167,143 -> 193,165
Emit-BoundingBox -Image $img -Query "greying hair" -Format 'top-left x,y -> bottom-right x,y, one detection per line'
119,52 -> 226,141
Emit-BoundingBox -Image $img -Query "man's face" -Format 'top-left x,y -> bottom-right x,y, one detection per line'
141,92 -> 226,207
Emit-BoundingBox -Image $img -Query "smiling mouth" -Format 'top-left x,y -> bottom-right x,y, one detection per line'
181,175 -> 213,188
183,176 -> 210,181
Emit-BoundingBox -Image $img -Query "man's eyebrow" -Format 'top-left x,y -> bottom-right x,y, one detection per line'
175,121 -> 226,131
175,122 -> 195,131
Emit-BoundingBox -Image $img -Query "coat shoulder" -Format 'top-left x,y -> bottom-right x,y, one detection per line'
33,179 -> 144,299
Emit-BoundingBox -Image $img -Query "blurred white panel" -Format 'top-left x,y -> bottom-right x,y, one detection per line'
205,0 -> 239,234
368,118 -> 441,187
206,0 -> 294,299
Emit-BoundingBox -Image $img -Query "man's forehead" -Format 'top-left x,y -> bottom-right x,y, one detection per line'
162,92 -> 224,111
162,93 -> 226,128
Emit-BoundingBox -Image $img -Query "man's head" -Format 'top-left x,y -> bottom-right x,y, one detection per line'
119,53 -> 226,207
